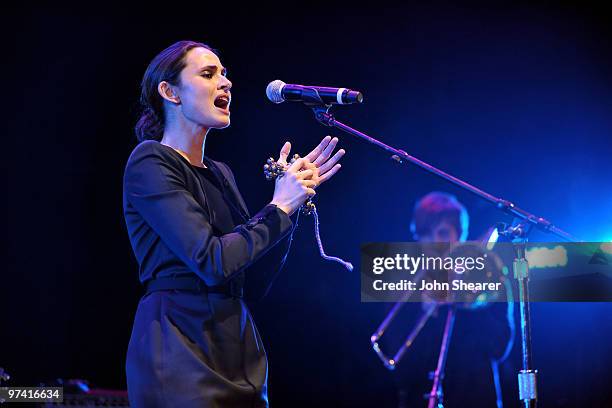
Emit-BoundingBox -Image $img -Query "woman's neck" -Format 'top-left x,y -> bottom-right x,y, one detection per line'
161,121 -> 209,168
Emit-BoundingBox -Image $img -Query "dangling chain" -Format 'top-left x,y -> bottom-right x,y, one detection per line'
263,155 -> 353,271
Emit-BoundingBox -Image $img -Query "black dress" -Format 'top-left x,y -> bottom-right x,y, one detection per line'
123,140 -> 293,407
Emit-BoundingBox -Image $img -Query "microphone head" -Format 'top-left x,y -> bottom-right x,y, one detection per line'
266,80 -> 286,104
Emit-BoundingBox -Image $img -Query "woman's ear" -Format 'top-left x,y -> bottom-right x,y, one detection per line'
158,81 -> 181,104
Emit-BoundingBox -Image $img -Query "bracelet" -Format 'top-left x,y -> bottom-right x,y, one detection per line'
263,154 -> 300,180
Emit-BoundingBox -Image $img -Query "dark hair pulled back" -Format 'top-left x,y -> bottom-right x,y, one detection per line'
135,40 -> 214,141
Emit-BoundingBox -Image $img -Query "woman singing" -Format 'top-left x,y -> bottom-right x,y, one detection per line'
123,41 -> 345,407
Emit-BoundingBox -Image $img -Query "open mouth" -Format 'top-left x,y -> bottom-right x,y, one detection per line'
214,94 -> 230,110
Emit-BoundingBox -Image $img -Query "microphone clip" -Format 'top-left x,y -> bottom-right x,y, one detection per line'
300,87 -> 330,106
308,104 -> 338,129
298,87 -> 338,127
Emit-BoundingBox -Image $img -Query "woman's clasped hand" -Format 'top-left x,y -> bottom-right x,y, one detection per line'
270,136 -> 345,215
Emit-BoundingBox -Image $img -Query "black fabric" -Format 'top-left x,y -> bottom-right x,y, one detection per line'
144,275 -> 244,298
123,140 -> 293,407
193,165 -> 222,189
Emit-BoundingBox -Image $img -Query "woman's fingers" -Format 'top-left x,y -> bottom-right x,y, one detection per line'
288,158 -> 316,174
318,148 -> 345,175
301,179 -> 318,188
304,136 -> 332,162
284,136 -> 343,177
288,157 -> 306,172
278,141 -> 291,165
317,163 -> 342,185
313,137 -> 339,166
296,169 -> 314,179
302,160 -> 320,178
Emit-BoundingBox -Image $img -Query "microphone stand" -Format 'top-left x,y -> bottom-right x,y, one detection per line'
304,97 -> 578,408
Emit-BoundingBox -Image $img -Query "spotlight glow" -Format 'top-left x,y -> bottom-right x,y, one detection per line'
526,245 -> 568,268
600,241 -> 612,255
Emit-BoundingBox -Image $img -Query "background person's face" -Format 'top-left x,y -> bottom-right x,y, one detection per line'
419,220 -> 460,243
176,47 -> 232,129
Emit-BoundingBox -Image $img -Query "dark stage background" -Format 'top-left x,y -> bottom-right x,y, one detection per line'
2,3 -> 612,407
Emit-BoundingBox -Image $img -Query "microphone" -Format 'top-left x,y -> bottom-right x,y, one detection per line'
266,80 -> 363,105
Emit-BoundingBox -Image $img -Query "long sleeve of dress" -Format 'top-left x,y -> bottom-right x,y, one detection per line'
212,161 -> 294,302
123,142 -> 293,287
244,227 -> 293,303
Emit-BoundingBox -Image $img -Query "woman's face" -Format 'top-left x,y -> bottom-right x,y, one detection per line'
175,47 -> 232,129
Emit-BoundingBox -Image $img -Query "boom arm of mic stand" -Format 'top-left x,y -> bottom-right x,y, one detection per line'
310,105 -> 578,242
